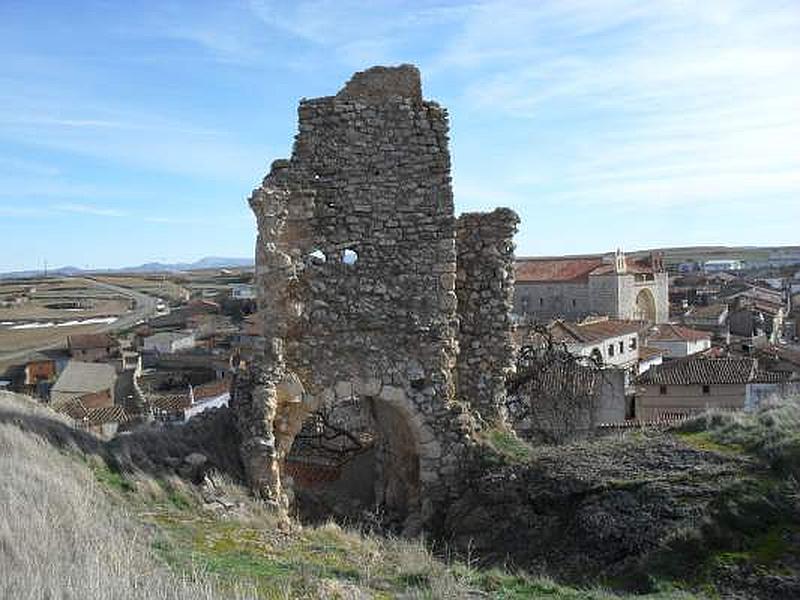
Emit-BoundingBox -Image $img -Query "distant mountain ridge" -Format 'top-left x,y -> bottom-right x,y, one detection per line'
0,257 -> 254,279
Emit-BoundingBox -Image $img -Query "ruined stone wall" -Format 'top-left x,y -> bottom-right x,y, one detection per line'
456,209 -> 519,422
233,65 -> 480,530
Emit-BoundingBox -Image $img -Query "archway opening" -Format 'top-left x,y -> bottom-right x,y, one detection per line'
284,391 -> 421,533
634,288 -> 657,323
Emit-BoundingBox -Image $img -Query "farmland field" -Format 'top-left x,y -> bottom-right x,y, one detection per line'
0,277 -> 150,373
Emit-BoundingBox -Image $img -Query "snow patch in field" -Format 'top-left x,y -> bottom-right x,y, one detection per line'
8,317 -> 118,330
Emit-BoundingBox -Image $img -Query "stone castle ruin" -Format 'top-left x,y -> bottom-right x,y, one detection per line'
231,65 -> 518,532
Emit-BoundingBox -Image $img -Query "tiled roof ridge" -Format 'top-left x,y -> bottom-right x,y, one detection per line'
638,356 -> 759,385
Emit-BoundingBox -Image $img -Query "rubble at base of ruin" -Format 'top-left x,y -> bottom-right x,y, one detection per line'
231,64 -> 519,531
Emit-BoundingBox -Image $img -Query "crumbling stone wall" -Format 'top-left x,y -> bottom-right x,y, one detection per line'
456,209 -> 519,423
232,64 -> 518,531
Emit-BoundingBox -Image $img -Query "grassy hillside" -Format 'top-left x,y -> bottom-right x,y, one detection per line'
0,392 -> 697,599
3,391 -> 799,598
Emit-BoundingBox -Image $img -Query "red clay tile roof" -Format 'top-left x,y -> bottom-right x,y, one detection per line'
67,333 -> 117,350
685,303 -> 728,320
753,370 -> 796,384
515,257 -> 605,283
638,346 -> 665,360
639,357 -> 757,385
148,394 -> 191,412
55,400 -> 131,426
589,258 -> 658,276
84,406 -> 131,426
523,362 -> 600,398
515,255 -> 658,283
551,319 -> 645,344
648,324 -> 711,342
76,390 -> 113,409
193,379 -> 230,401
759,345 -> 800,367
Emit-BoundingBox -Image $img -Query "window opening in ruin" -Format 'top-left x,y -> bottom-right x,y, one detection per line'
608,345 -> 615,357
343,249 -> 358,265
308,249 -> 327,263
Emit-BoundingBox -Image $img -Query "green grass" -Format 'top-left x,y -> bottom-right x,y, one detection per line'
132,488 -> 705,599
482,425 -> 535,463
677,401 -> 800,478
88,458 -> 135,493
676,431 -> 745,455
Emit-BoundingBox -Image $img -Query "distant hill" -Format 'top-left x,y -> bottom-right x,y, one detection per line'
0,257 -> 254,279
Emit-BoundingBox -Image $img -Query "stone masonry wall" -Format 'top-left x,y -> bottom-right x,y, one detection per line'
456,209 -> 519,423
232,64 -> 518,532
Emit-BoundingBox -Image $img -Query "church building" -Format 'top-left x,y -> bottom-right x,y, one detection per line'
514,250 -> 669,324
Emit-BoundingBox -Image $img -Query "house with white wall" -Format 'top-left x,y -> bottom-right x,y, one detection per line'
143,331 -> 196,354
550,318 -> 644,369
646,324 -> 711,358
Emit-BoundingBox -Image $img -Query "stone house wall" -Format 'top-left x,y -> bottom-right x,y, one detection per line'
636,383 -> 746,420
514,281 -> 591,321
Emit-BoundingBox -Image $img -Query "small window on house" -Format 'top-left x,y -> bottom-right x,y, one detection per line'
572,299 -> 576,308
629,337 -> 637,350
702,385 -> 710,395
608,344 -> 615,357
539,297 -> 544,306
659,385 -> 667,395
619,341 -> 624,354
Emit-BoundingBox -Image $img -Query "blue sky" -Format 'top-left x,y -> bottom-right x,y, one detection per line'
1,0 -> 799,272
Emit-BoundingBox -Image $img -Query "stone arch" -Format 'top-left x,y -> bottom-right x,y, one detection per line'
276,377 -> 440,533
634,288 -> 657,323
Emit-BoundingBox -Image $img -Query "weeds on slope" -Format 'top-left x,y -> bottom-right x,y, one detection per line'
0,391 -> 701,600
0,420 -> 253,600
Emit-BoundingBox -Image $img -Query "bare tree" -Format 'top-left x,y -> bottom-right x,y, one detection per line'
507,323 -> 604,444
289,404 -> 373,467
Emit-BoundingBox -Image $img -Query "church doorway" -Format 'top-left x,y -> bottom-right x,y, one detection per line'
634,288 -> 657,322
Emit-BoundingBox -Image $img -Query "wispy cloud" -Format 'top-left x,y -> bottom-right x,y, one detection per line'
438,0 -> 800,211
0,205 -> 50,218
53,203 -> 127,217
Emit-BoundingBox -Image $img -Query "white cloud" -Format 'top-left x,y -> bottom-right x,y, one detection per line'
53,203 -> 127,217
441,0 -> 800,210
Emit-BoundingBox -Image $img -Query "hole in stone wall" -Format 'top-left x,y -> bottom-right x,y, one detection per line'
308,249 -> 327,264
343,248 -> 359,265
285,394 -> 420,534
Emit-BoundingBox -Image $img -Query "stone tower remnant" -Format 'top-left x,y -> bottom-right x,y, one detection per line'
231,64 -> 518,531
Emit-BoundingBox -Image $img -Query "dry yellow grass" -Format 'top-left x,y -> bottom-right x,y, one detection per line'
0,393 -> 251,600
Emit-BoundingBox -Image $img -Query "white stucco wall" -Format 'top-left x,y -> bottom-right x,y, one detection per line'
648,338 -> 711,358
